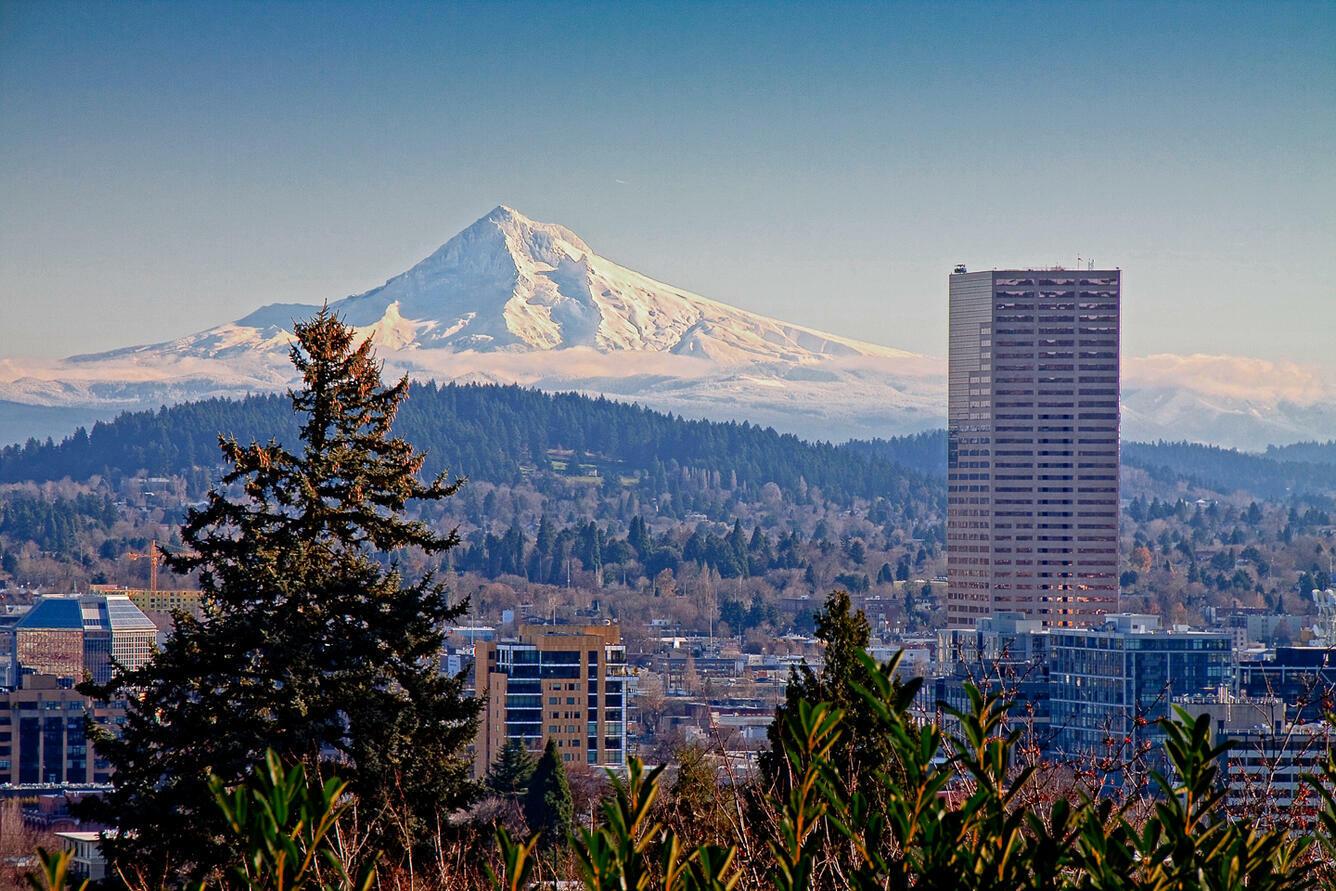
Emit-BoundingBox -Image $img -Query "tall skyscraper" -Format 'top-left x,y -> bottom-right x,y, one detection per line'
947,268 -> 1120,626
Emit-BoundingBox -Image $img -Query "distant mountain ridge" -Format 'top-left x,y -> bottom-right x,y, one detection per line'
8,389 -> 1334,509
1265,440 -> 1336,466
1122,440 -> 1336,499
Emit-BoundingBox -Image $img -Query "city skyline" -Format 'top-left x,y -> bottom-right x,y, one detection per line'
3,4 -> 1336,882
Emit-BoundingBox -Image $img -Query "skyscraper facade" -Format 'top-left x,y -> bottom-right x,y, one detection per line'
947,268 -> 1120,626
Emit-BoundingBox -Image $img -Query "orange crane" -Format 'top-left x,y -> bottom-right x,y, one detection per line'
127,540 -> 164,593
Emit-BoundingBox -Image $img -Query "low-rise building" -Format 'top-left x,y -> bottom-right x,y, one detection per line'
1177,692 -> 1328,825
116,587 -> 202,617
56,831 -> 111,883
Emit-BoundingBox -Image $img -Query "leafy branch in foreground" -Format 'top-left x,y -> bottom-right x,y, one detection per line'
25,849 -> 88,891
209,750 -> 376,891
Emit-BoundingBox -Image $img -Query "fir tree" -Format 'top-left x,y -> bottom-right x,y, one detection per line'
758,589 -> 918,879
760,589 -> 903,803
80,309 -> 481,883
524,739 -> 574,850
487,738 -> 538,801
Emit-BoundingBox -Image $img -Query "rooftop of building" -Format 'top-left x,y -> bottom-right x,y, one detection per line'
1048,613 -> 1231,638
972,612 -> 1049,634
1250,645 -> 1336,667
16,593 -> 156,633
950,266 -> 1120,276
508,622 -> 622,646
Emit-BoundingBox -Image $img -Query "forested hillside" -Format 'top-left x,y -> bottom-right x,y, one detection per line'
0,385 -> 952,635
12,386 -> 1336,519
7,387 -> 1336,629
0,384 -> 942,505
833,430 -> 946,478
1266,440 -> 1336,466
1122,440 -> 1336,499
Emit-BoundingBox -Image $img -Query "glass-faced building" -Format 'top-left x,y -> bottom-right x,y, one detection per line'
935,612 -> 1052,739
1048,614 -> 1232,758
473,624 -> 627,776
1238,646 -> 1336,723
947,268 -> 1121,626
12,593 -> 157,684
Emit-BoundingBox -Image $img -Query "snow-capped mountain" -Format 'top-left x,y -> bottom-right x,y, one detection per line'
1120,354 -> 1336,451
1,206 -> 943,443
72,206 -> 919,366
3,206 -> 1334,450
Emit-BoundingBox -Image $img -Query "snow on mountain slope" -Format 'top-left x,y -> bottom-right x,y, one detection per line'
3,206 -> 1335,449
1120,355 -> 1336,451
70,206 -> 917,366
1,206 -> 940,443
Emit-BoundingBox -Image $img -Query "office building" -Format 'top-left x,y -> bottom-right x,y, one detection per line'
12,593 -> 157,685
0,605 -> 29,688
0,674 -> 123,785
122,587 -> 202,617
1048,614 -> 1231,758
947,268 -> 1120,626
1177,692 -> 1325,824
1239,646 -> 1336,723
473,624 -> 627,777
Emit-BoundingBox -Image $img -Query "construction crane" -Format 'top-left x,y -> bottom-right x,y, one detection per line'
127,540 -> 164,593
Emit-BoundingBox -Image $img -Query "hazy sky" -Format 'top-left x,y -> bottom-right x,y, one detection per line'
1,1 -> 1333,364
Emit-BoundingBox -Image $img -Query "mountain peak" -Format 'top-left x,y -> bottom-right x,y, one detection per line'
485,204 -> 526,222
467,204 -> 592,258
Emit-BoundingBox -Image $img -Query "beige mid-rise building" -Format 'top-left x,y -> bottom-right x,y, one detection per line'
473,624 -> 627,777
0,674 -> 123,785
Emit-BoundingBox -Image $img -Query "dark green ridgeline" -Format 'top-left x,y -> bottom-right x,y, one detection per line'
0,383 -> 942,506
1123,439 -> 1336,499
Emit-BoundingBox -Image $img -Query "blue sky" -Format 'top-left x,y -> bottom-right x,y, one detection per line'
1,0 -> 1332,363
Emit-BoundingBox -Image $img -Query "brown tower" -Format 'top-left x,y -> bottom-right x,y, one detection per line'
947,268 -> 1120,626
